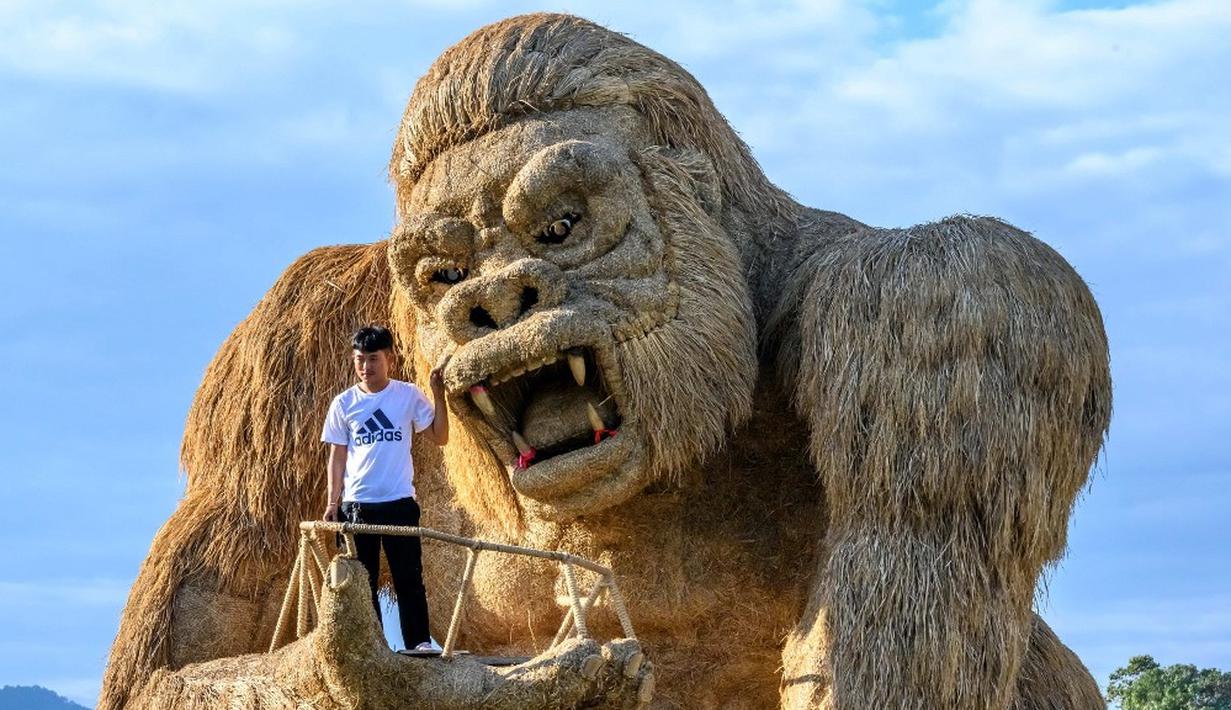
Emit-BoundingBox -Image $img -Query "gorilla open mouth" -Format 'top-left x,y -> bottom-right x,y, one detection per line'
463,347 -> 624,471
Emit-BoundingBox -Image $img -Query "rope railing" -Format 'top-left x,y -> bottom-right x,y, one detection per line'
268,521 -> 637,659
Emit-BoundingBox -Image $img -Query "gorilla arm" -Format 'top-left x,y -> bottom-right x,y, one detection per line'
99,242 -> 398,710
770,216 -> 1111,709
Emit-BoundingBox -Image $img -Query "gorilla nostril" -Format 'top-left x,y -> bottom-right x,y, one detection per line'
520,286 -> 539,314
470,306 -> 498,330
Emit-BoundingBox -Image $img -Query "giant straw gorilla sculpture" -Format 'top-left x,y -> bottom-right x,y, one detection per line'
101,13 -> 1111,710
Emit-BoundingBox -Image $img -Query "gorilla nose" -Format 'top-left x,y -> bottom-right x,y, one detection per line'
469,285 -> 538,329
439,259 -> 564,343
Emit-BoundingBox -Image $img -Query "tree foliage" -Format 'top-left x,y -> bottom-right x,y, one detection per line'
1107,655 -> 1231,709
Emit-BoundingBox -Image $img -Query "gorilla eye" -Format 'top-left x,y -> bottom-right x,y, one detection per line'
431,267 -> 467,285
538,212 -> 581,245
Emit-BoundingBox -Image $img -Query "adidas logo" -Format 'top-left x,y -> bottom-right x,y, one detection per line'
352,408 -> 403,445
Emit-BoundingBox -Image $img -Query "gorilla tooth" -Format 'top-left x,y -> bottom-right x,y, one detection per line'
569,351 -> 586,386
587,402 -> 605,432
469,385 -> 496,417
512,431 -> 533,454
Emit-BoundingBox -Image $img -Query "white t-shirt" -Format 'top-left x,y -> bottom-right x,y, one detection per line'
320,380 -> 435,503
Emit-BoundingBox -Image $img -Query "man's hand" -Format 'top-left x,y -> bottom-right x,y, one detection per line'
425,354 -> 452,446
429,354 -> 451,396
323,503 -> 339,522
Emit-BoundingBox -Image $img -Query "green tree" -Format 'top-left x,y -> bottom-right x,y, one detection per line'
1106,655 -> 1231,710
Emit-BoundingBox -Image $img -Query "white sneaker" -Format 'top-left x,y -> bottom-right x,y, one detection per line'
412,641 -> 437,652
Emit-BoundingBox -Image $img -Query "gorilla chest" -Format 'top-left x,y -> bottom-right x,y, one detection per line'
461,452 -> 823,647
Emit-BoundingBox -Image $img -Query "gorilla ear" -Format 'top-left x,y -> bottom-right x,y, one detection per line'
659,146 -> 723,219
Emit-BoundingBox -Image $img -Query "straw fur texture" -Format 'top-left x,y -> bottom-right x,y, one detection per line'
102,13 -> 1111,710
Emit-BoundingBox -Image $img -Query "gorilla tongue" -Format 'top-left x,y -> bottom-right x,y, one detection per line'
521,377 -> 617,450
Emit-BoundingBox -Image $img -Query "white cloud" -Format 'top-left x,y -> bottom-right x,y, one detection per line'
1063,146 -> 1164,177
0,0 -> 301,93
622,0 -> 876,58
836,0 -> 1231,112
8,0 -> 1223,203
717,0 -> 1231,211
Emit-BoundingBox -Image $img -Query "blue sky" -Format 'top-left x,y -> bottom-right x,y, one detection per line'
1,0 -> 1227,705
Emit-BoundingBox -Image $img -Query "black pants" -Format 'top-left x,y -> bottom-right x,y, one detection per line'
339,497 -> 431,647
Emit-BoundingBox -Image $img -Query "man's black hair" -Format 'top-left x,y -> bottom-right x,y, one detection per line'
352,325 -> 395,353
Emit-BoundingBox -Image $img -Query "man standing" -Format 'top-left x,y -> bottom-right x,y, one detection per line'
320,325 -> 449,652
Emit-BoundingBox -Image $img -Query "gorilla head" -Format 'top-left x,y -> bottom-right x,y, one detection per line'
385,15 -> 796,521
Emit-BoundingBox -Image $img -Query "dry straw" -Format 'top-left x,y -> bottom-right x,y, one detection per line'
769,216 -> 1110,708
102,12 -> 1111,710
131,556 -> 650,709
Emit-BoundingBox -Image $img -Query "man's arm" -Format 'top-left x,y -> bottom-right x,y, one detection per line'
323,444 -> 346,521
422,356 -> 451,446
